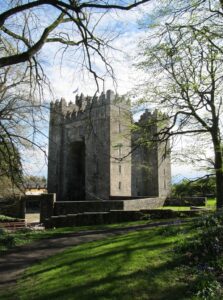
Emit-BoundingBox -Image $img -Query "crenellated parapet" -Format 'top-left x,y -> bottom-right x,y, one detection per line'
49,90 -> 130,123
138,109 -> 158,123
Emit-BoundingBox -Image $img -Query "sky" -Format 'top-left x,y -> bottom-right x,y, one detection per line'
21,1 -> 209,182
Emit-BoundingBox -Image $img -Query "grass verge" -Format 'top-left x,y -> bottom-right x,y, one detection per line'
0,219 -> 179,253
161,198 -> 216,211
0,223 -> 197,300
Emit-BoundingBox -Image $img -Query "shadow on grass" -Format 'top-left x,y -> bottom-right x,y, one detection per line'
21,229 -> 176,279
0,224 -> 195,299
11,227 -> 195,300
19,259 -> 192,300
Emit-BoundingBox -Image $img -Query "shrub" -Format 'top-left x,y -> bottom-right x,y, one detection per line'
0,228 -> 16,251
176,213 -> 223,299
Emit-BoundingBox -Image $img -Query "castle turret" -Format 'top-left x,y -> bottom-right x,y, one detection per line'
131,109 -> 171,198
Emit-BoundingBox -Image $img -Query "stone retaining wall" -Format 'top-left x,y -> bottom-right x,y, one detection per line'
40,194 -> 56,223
54,200 -> 123,215
54,197 -> 165,216
123,198 -> 165,210
44,208 -> 205,228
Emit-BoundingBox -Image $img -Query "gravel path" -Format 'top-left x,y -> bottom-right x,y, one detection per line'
0,220 -> 184,289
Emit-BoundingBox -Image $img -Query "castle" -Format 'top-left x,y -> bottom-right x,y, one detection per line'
47,90 -> 171,201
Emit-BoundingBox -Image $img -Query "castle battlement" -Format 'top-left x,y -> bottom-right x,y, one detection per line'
50,90 -> 130,123
51,90 -> 115,111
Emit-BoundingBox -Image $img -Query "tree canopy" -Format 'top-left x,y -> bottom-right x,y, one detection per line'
136,0 -> 223,207
0,0 -> 152,178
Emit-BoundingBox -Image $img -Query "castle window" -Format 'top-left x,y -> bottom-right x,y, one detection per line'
118,123 -> 121,133
118,146 -> 122,157
119,181 -> 121,190
119,165 -> 121,174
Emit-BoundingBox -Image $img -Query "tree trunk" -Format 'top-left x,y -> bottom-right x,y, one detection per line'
213,139 -> 223,209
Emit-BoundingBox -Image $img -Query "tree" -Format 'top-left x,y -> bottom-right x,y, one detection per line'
137,21 -> 223,208
0,1 -> 151,81
172,176 -> 216,198
0,140 -> 23,197
0,0 -> 152,178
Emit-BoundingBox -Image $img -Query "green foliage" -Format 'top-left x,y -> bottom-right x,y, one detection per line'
0,214 -> 19,222
0,142 -> 23,196
24,175 -> 47,189
195,272 -> 222,300
0,228 -> 16,252
176,213 -> 223,298
172,177 -> 216,198
0,142 -> 22,179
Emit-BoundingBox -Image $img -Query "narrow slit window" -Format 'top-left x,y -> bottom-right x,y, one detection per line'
118,123 -> 121,133
119,181 -> 121,190
119,165 -> 121,174
118,146 -> 122,157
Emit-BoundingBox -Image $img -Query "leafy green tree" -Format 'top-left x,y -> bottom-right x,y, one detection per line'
137,4 -> 223,208
172,177 -> 216,198
0,141 -> 23,197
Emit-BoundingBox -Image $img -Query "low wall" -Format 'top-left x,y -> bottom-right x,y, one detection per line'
54,200 -> 123,215
0,194 -> 56,223
54,198 -> 164,216
0,197 -> 26,219
165,197 -> 206,207
45,210 -> 144,228
40,194 -> 56,223
26,195 -> 41,211
44,208 -> 205,228
123,198 -> 165,210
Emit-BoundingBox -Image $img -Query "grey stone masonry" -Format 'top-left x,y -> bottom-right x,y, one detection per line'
47,90 -> 171,201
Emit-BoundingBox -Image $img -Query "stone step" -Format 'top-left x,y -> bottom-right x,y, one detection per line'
45,210 -> 143,228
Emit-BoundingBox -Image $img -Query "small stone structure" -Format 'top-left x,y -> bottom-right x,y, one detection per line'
48,90 -> 171,201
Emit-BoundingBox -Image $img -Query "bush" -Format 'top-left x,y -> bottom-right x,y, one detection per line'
195,272 -> 222,300
176,213 -> 223,299
0,228 -> 16,251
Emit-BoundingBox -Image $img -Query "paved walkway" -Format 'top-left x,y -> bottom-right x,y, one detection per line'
0,220 -> 183,289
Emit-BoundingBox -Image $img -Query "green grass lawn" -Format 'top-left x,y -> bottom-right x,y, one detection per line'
159,206 -> 191,211
0,219 -> 183,253
206,198 -> 216,209
161,198 -> 216,211
1,224 -> 198,300
0,214 -> 20,221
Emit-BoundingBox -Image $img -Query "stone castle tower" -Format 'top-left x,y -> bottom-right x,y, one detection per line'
47,90 -> 171,201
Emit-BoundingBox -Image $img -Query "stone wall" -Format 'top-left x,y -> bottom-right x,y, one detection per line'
123,197 -> 165,210
45,211 -> 144,228
54,200 -> 123,215
53,197 -> 164,216
44,208 -> 204,228
40,194 -> 56,223
26,195 -> 42,211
